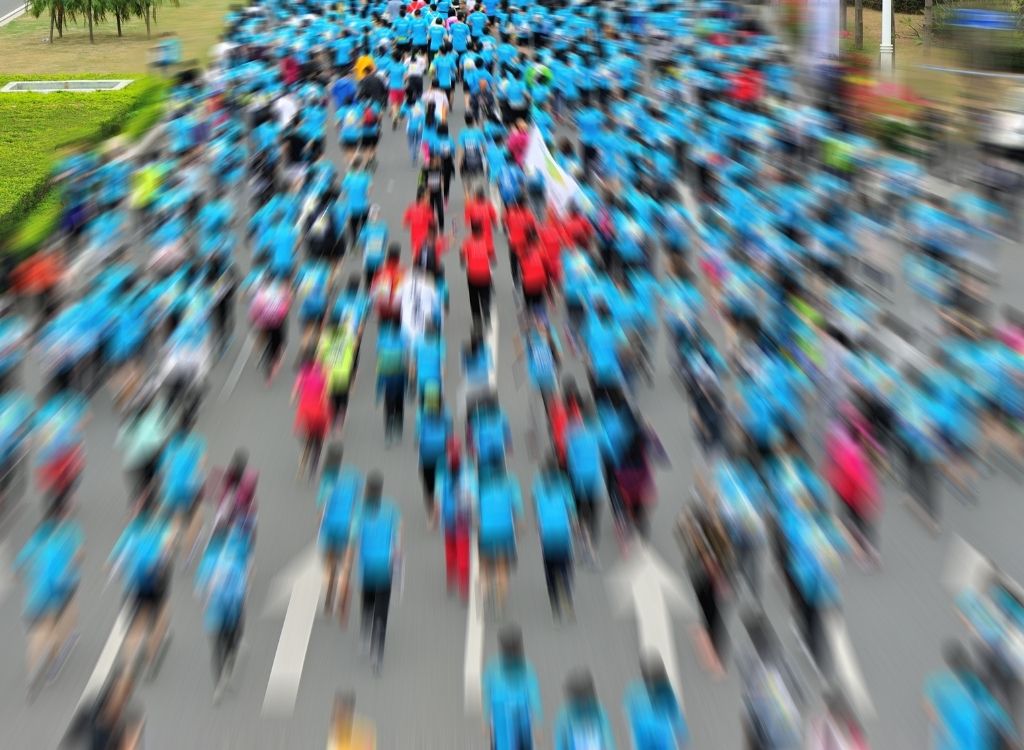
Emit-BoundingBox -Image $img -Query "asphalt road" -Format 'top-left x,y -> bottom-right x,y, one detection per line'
2,84 -> 1024,750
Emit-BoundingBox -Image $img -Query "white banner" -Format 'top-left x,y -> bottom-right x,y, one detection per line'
523,126 -> 587,216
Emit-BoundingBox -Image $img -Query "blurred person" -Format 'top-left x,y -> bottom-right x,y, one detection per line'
737,613 -> 803,750
398,264 -> 441,345
117,394 -> 172,505
344,472 -> 401,675
194,520 -> 250,703
293,347 -> 331,480
108,500 -> 174,682
553,669 -> 615,749
358,206 -> 389,288
61,665 -> 144,749
158,411 -> 207,562
247,273 -> 292,384
483,625 -> 542,750
212,449 -> 258,541
328,692 -> 376,750
461,220 -> 497,329
624,656 -> 689,749
15,506 -> 83,697
412,318 -> 444,405
477,462 -> 523,617
371,246 -> 406,326
375,321 -> 410,445
404,189 -> 437,259
416,385 -> 451,526
806,692 -> 868,750
437,438 -> 475,600
317,444 -> 363,623
676,504 -> 733,677
33,388 -> 88,517
533,457 -> 577,622
825,409 -> 882,567
925,642 -> 1017,750
565,401 -> 605,565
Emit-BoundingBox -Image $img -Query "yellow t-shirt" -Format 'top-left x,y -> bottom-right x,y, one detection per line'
354,55 -> 376,81
327,719 -> 376,750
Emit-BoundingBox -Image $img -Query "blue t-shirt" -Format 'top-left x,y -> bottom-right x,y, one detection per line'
450,21 -> 470,51
434,54 -> 458,88
319,467 -> 363,547
533,474 -> 575,552
343,171 -> 372,213
411,16 -> 430,45
428,23 -> 447,50
566,422 -> 603,493
478,474 -> 523,545
417,409 -> 451,465
357,502 -> 399,585
160,433 -> 206,510
925,671 -> 1014,750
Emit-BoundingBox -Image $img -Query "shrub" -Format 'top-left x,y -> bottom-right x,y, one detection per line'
0,74 -> 166,248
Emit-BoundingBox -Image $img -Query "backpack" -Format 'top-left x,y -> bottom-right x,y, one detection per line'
321,331 -> 357,391
463,144 -> 484,173
249,285 -> 289,328
363,105 -> 379,128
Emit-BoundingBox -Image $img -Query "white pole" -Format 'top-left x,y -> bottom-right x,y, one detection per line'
879,0 -> 894,76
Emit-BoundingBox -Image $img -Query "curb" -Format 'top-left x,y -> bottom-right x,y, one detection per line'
0,3 -> 27,27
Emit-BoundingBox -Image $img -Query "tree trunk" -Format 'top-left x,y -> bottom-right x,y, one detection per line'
924,0 -> 932,55
57,6 -> 63,38
116,11 -> 121,36
152,4 -> 156,23
49,6 -> 54,43
854,0 -> 862,49
87,0 -> 93,43
145,4 -> 151,37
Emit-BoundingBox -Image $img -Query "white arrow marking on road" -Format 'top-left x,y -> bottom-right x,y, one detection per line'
219,335 -> 254,403
77,605 -> 131,710
942,534 -> 994,597
262,548 -> 322,718
825,611 -> 876,720
463,529 -> 483,713
608,543 -> 693,704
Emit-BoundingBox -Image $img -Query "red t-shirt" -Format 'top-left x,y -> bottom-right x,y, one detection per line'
462,237 -> 495,285
465,199 -> 497,249
403,202 -> 435,254
519,247 -> 548,294
539,219 -> 563,286
505,206 -> 536,255
562,213 -> 592,249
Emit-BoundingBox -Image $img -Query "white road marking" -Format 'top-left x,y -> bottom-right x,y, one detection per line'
942,534 -> 994,597
262,552 -> 322,718
219,335 -> 254,403
608,544 -> 694,705
486,316 -> 499,389
826,611 -> 876,719
77,605 -> 131,710
463,529 -> 483,714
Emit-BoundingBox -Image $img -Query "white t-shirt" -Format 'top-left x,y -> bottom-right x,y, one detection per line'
398,275 -> 440,343
273,95 -> 299,127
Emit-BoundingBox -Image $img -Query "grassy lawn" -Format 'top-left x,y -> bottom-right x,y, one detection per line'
845,7 -> 1011,107
0,0 -> 234,75
0,74 -> 165,251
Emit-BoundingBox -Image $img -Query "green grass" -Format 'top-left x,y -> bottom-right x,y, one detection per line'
0,0 -> 235,75
0,74 -> 166,252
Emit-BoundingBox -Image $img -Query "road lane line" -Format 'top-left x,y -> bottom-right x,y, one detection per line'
463,529 -> 483,713
77,605 -> 131,710
219,335 -> 254,403
827,612 -> 875,719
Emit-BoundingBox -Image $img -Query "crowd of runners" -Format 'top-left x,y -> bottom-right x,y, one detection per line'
3,0 -> 1024,747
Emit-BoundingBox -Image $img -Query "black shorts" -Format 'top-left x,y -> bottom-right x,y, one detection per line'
361,132 -> 380,149
396,41 -> 411,56
132,571 -> 170,623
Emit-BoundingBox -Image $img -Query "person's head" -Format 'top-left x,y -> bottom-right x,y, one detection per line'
498,624 -> 525,668
943,641 -> 973,678
386,244 -> 402,265
332,692 -> 356,733
227,449 -> 248,484
323,443 -> 343,475
565,669 -> 598,709
364,471 -> 384,508
640,654 -> 670,695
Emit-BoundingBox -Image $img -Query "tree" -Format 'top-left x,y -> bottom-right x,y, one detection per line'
28,0 -> 72,43
855,0 -> 863,48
